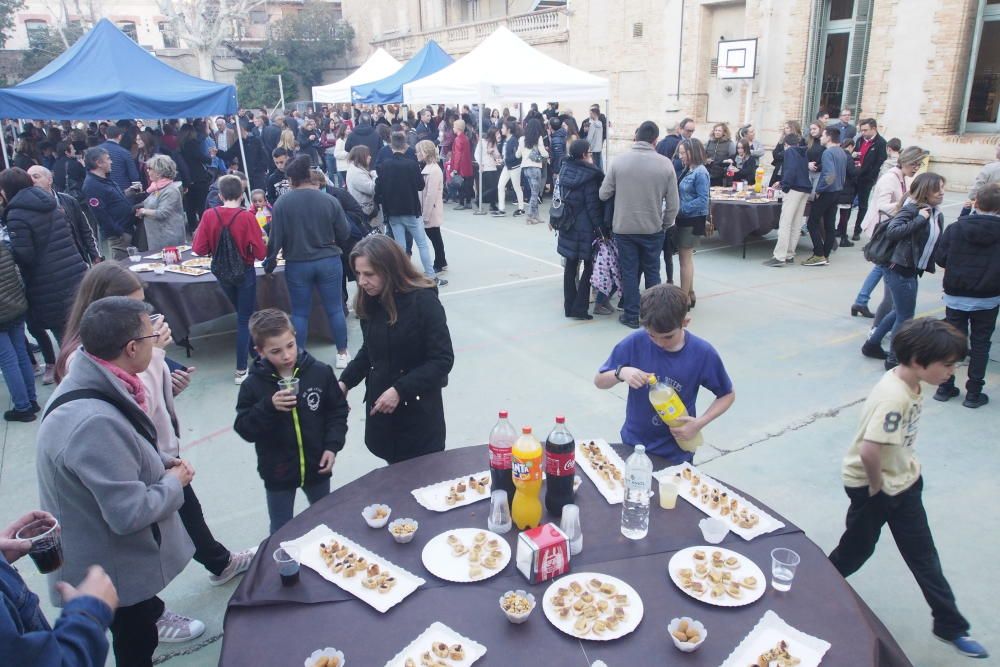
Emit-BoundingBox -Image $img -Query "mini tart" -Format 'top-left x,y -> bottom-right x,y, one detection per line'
448,644 -> 464,661
474,531 -> 486,544
362,576 -> 378,589
446,534 -> 459,546
432,642 -> 449,658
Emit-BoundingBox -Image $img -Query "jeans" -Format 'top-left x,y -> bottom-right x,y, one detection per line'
0,319 -> 37,411
854,264 -> 886,307
615,232 -> 664,322
324,154 -> 337,179
592,152 -> 603,171
388,215 -> 435,278
523,167 -> 543,219
265,478 -> 331,534
563,258 -> 593,316
497,166 -> 524,211
868,268 -> 918,356
284,256 -> 349,351
219,266 -> 257,371
179,483 -> 231,576
939,306 -> 998,396
828,477 -> 970,640
110,596 -> 164,667
807,191 -> 840,257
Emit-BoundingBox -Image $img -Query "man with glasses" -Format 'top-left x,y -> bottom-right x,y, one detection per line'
833,107 -> 856,141
657,117 -> 694,175
36,296 -> 195,667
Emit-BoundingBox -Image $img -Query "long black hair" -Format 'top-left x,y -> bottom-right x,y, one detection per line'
524,118 -> 543,149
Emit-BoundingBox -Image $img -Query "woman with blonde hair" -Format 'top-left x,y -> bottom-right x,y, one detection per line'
136,154 -> 187,250
769,120 -> 804,186
449,118 -> 474,209
278,128 -> 297,153
416,140 -> 447,272
704,122 -> 735,186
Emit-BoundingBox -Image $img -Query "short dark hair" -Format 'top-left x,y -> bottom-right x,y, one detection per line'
271,146 -> 290,160
783,133 -> 802,147
892,318 -> 967,367
377,124 -> 391,142
975,182 -> 1000,213
815,109 -> 827,119
548,117 -> 562,131
79,296 -> 152,361
0,167 -> 33,202
104,125 -> 123,140
568,138 -> 590,160
249,308 -> 294,348
285,155 -> 312,186
823,127 -> 841,143
859,118 -> 877,130
56,140 -> 73,156
639,284 -> 690,333
887,137 -> 902,152
83,147 -> 108,170
218,174 -> 244,202
636,120 -> 659,144
679,117 -> 694,131
389,131 -> 407,152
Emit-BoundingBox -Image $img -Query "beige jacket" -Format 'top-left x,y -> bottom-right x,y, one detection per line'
421,162 -> 444,228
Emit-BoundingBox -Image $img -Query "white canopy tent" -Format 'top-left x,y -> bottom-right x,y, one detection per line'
312,48 -> 402,104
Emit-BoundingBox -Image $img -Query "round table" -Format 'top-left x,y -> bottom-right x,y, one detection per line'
220,445 -> 911,666
709,197 -> 783,257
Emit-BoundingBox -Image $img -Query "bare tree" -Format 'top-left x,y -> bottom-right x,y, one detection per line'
157,0 -> 265,80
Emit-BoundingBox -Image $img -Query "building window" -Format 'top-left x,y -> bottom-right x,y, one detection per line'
804,0 -> 872,120
159,21 -> 178,48
24,19 -> 48,48
250,10 -> 268,24
117,21 -> 138,41
963,2 -> 1000,132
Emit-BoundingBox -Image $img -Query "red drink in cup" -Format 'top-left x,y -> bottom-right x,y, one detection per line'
16,517 -> 63,574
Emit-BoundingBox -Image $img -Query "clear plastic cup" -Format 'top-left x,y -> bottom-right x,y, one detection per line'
127,246 -> 140,262
15,517 -> 62,574
771,547 -> 801,591
273,546 -> 300,586
278,377 -> 300,395
658,478 -> 679,509
487,489 -> 512,534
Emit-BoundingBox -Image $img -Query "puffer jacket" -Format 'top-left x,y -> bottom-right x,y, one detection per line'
882,201 -> 943,274
549,128 -> 567,174
0,239 -> 27,326
4,187 -> 87,330
705,138 -> 735,182
935,212 -> 1000,298
556,158 -> 605,261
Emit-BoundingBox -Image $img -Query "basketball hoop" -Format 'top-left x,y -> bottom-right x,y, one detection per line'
727,66 -> 739,75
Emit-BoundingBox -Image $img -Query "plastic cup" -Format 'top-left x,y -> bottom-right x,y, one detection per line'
278,377 -> 300,396
658,478 -> 679,509
15,517 -> 63,574
698,517 -> 729,544
487,490 -> 512,534
127,246 -> 140,262
771,547 -> 801,591
273,546 -> 300,586
153,264 -> 166,275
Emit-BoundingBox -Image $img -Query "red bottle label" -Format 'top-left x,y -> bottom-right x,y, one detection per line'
489,444 -> 512,470
545,450 -> 576,477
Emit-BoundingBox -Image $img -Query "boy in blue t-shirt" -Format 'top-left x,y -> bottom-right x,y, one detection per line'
595,284 -> 735,462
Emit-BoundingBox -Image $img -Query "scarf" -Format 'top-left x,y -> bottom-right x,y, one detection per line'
146,177 -> 174,194
87,353 -> 149,413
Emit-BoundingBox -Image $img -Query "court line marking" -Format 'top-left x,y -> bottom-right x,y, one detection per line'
439,273 -> 562,297
441,226 -> 564,268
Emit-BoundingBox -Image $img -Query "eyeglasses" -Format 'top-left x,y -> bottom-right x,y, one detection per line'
123,332 -> 160,348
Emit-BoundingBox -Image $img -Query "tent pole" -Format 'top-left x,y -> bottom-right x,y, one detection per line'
474,100 -> 485,215
236,127 -> 251,206
0,121 -> 9,169
604,98 -> 610,163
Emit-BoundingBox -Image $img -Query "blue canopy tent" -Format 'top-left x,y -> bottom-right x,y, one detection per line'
350,40 -> 453,104
0,18 -> 239,167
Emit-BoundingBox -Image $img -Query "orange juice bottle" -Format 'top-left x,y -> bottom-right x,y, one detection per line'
511,426 -> 543,530
754,166 -> 765,193
648,375 -> 704,452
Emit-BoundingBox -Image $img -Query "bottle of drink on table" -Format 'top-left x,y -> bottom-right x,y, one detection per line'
488,410 -> 517,507
511,426 -> 543,530
621,445 -> 652,540
544,415 -> 576,517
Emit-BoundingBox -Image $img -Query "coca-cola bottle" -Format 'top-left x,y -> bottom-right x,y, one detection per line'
489,410 -> 517,505
544,416 -> 576,517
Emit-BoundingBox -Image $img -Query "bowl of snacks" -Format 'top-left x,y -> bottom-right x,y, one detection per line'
362,504 -> 391,528
387,518 -> 419,544
668,617 -> 706,652
499,589 -> 536,624
304,647 -> 344,667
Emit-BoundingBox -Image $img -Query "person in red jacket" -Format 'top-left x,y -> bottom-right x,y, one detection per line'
450,119 -> 475,210
193,174 -> 267,384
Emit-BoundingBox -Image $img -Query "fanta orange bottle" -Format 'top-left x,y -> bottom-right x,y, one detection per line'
511,426 -> 543,530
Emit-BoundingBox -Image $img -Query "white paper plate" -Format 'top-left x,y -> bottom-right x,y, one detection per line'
653,462 -> 786,540
667,545 -> 766,608
128,262 -> 164,273
541,572 -> 644,641
719,610 -> 831,667
575,439 -> 626,504
281,525 -> 425,614
421,528 -> 511,583
383,621 -> 486,667
411,470 -> 492,512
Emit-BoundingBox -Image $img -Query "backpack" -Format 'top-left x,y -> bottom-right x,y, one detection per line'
208,208 -> 248,287
0,241 -> 27,326
548,176 -> 576,231
863,210 -> 897,265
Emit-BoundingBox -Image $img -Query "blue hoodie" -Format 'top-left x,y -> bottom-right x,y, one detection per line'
781,145 -> 812,194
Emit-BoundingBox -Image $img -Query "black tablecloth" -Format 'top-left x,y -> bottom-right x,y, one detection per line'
220,445 -> 911,666
710,199 -> 783,247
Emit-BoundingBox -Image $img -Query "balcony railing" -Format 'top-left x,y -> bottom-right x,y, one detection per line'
372,8 -> 568,59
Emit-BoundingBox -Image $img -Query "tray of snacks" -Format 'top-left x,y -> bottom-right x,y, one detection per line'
575,439 -> 625,504
667,545 -> 765,607
719,610 -> 830,667
128,262 -> 165,273
542,572 -> 643,641
653,463 -> 785,540
384,621 -> 486,667
411,471 -> 492,512
421,528 -> 511,583
181,257 -> 212,269
281,525 -> 425,614
165,264 -> 211,277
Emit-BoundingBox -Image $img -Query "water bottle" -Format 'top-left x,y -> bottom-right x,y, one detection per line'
620,445 -> 652,540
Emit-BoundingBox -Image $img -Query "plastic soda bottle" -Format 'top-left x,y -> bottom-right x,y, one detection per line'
620,445 -> 653,540
489,410 -> 517,506
544,416 -> 576,517
511,426 -> 543,530
648,374 -> 703,451
754,165 -> 765,193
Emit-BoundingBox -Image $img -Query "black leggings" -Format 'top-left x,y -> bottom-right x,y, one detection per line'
662,231 -> 675,284
27,324 -> 56,365
837,208 -> 853,238
425,227 -> 447,271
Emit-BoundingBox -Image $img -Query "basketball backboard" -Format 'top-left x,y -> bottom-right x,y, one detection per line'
717,38 -> 758,80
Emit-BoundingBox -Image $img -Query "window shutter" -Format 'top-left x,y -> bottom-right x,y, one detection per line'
802,0 -> 828,123
843,0 -> 874,114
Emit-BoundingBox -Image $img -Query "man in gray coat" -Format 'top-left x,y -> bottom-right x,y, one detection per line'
36,296 -> 195,667
599,120 -> 680,328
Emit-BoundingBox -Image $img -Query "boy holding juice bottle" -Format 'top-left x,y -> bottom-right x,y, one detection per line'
594,284 -> 735,463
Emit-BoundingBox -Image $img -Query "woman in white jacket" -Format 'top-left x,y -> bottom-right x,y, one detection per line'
346,145 -> 380,228
334,125 -> 350,188
517,118 -> 549,224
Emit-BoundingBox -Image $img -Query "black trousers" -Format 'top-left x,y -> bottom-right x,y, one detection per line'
27,323 -> 57,365
425,227 -> 447,271
939,306 -> 998,396
662,229 -> 675,284
836,207 -> 853,238
806,191 -> 840,257
184,182 -> 210,233
828,477 -> 969,640
563,258 -> 593,317
178,483 -> 231,576
111,595 -> 164,667
854,180 -> 875,235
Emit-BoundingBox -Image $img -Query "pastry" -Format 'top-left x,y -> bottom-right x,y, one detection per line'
449,644 -> 464,661
431,642 -> 449,659
469,564 -> 483,578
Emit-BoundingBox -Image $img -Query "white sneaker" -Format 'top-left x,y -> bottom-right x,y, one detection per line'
234,369 -> 248,385
156,609 -> 206,644
209,546 -> 258,586
335,353 -> 350,369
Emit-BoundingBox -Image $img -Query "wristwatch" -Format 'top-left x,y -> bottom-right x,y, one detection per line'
614,365 -> 625,382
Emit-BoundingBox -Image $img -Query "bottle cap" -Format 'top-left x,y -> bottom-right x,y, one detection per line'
499,410 -> 509,418
555,416 -> 565,424
521,426 -> 532,434
635,444 -> 646,453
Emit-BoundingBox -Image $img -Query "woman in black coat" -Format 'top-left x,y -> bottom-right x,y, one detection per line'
836,139 -> 859,247
556,139 -> 605,319
339,235 -> 455,464
0,168 -> 87,340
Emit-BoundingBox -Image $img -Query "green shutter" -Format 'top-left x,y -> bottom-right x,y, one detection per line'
843,0 -> 874,114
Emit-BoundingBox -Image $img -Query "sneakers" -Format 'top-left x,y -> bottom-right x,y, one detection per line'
618,315 -> 640,329
935,633 -> 989,659
42,366 -> 55,385
839,237 -> 855,248
761,257 -> 785,267
33,363 -> 44,378
490,210 -> 506,217
851,231 -> 862,241
335,353 -> 350,370
784,257 -> 795,264
512,209 -> 525,217
434,277 -> 448,287
156,610 -> 206,644
435,265 -> 448,273
594,303 -> 614,316
933,385 -> 960,402
861,342 -> 888,360
801,255 -> 828,266
234,369 -> 248,386
963,393 -> 989,409
209,547 -> 258,586
4,409 -> 36,423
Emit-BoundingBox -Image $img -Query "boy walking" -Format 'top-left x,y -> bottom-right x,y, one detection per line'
829,318 -> 988,659
594,284 -> 735,463
932,182 -> 1000,409
234,309 -> 349,534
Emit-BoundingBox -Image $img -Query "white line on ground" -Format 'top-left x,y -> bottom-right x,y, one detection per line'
439,273 -> 562,297
441,226 -> 563,268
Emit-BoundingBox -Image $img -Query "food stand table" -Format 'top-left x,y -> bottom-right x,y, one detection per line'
709,196 -> 783,258
220,445 -> 911,666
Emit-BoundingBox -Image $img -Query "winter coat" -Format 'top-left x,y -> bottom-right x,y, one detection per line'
376,153 -> 424,217
677,165 -> 710,218
861,167 -> 908,234
297,127 -> 321,166
139,181 -> 187,251
856,133 -> 888,187
502,136 -> 522,170
4,187 -> 87,330
221,134 -> 268,191
347,163 -> 379,224
838,149 -> 859,205
234,351 -> 349,491
36,352 -> 194,607
882,202 -> 943,274
781,146 -> 813,194
0,239 -> 26,326
728,154 -> 758,183
549,128 -> 567,174
180,138 -> 211,187
339,288 -> 454,464
450,132 -> 474,178
81,172 -> 135,238
556,158 -> 605,261
705,138 -> 735,181
935,212 -> 1000,298
56,192 -> 101,263
420,162 -> 445,228
98,140 -> 140,190
344,124 -> 382,157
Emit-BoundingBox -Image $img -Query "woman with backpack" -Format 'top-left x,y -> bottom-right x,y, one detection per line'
192,174 -> 266,384
556,139 -> 605,320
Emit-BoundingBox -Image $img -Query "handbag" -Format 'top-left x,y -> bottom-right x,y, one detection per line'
863,211 -> 897,265
590,234 -> 621,296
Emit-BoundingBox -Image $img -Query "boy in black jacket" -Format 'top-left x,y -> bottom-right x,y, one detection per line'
933,182 -> 1000,409
234,309 -> 349,533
